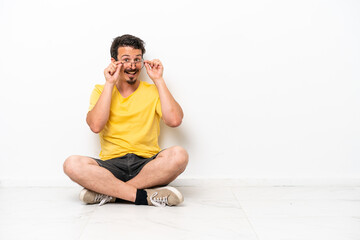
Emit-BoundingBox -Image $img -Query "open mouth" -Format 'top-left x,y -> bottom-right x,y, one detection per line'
124,69 -> 138,78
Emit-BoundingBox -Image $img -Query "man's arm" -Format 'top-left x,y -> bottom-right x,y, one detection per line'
86,61 -> 122,133
144,59 -> 183,127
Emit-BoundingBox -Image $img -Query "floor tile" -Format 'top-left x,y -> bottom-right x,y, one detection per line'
0,187 -> 93,240
232,187 -> 360,217
80,204 -> 257,240
231,186 -> 360,201
244,216 -> 360,240
232,187 -> 360,240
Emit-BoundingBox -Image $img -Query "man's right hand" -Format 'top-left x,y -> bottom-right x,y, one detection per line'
104,61 -> 122,84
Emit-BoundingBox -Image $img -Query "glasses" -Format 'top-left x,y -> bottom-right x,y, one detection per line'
120,59 -> 144,69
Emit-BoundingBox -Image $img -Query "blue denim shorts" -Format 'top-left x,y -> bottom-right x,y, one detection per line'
92,152 -> 160,182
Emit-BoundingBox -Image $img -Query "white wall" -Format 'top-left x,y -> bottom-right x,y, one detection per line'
1,0 -> 359,186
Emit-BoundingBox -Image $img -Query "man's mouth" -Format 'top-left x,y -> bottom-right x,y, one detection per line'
124,69 -> 138,77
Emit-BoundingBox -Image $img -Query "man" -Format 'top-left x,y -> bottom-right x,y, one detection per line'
63,34 -> 188,207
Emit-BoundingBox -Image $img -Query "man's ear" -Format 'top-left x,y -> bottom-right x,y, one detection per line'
111,57 -> 116,62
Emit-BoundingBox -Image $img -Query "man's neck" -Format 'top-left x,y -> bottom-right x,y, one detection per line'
116,80 -> 140,98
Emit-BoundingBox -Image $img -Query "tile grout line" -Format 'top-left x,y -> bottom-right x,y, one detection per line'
77,205 -> 99,240
230,187 -> 261,240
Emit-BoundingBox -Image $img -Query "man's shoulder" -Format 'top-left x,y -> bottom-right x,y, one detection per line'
141,81 -> 155,88
141,81 -> 158,93
90,84 -> 105,96
94,84 -> 105,91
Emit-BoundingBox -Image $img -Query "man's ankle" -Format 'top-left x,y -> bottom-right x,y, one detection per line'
134,189 -> 148,205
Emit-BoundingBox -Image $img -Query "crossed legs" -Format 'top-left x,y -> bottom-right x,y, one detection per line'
63,146 -> 188,202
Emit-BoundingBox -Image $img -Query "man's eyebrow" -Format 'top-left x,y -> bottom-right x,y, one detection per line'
120,54 -> 142,58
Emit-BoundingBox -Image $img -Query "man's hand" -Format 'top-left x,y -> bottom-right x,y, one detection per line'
144,59 -> 164,83
104,61 -> 122,84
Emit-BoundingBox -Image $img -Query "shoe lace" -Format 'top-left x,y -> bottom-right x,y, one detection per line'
150,192 -> 168,207
95,194 -> 113,206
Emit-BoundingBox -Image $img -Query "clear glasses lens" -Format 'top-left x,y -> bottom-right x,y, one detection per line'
122,60 -> 144,69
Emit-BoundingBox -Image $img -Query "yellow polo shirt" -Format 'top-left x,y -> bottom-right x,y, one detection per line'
89,81 -> 162,160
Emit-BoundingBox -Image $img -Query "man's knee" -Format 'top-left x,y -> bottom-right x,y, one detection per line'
170,146 -> 189,171
63,155 -> 80,177
63,155 -> 95,178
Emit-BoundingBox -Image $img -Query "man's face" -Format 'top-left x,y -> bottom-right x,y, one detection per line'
114,46 -> 143,85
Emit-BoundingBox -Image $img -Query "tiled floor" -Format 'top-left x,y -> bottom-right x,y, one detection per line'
0,186 -> 359,240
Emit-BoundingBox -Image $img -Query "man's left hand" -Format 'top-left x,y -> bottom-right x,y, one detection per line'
144,59 -> 164,83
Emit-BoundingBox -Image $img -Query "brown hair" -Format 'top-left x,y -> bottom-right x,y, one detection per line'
110,34 -> 146,61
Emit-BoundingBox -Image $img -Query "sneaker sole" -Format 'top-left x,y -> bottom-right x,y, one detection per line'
156,186 -> 184,204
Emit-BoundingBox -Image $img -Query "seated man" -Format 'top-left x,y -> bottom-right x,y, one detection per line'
63,34 -> 188,207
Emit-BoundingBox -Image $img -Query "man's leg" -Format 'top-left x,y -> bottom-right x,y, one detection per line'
126,146 -> 189,189
63,156 -> 137,202
63,146 -> 188,205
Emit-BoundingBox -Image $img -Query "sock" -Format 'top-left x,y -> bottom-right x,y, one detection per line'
135,189 -> 148,205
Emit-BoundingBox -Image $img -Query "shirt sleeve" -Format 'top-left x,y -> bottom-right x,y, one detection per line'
88,85 -> 103,112
155,97 -> 162,118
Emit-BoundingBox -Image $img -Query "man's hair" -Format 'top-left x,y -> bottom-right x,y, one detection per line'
110,34 -> 146,60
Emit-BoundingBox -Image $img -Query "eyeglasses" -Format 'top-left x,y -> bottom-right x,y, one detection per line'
120,59 -> 144,69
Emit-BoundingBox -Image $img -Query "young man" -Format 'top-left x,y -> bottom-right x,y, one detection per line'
63,35 -> 188,207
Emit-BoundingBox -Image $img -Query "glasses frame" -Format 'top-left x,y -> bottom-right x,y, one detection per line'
120,58 -> 145,69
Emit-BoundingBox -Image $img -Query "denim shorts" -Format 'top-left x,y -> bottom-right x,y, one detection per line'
92,152 -> 161,182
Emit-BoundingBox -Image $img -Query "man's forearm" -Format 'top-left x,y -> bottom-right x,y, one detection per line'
86,82 -> 114,133
154,78 -> 183,127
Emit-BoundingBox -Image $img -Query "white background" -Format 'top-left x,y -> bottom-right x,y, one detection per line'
0,0 -> 359,186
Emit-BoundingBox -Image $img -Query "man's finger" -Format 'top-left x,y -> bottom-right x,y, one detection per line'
145,62 -> 151,71
109,66 -> 116,75
113,62 -> 122,79
145,62 -> 152,69
116,62 -> 122,73
144,60 -> 154,68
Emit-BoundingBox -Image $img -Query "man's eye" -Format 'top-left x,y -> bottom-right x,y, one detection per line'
134,59 -> 141,62
123,59 -> 130,62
